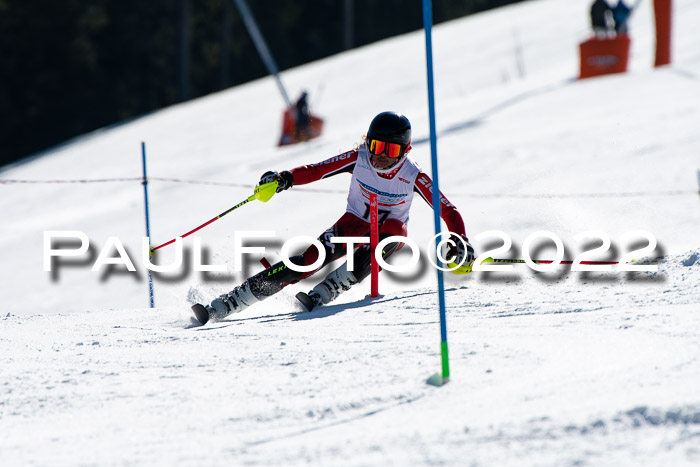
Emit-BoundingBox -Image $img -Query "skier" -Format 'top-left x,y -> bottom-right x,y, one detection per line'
192,111 -> 474,324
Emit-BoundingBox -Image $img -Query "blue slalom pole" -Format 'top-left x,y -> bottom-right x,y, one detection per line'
422,0 -> 450,384
141,142 -> 155,308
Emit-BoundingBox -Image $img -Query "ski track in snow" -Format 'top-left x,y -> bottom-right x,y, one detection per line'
2,252 -> 699,465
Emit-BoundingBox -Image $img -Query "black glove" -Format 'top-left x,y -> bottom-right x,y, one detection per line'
445,233 -> 475,266
259,170 -> 294,193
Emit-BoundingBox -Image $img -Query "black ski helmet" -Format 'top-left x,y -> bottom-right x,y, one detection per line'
367,112 -> 411,147
366,112 -> 411,173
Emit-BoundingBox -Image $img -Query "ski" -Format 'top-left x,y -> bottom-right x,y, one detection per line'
191,303 -> 210,325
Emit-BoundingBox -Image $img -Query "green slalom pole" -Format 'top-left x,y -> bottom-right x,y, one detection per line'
423,0 -> 450,387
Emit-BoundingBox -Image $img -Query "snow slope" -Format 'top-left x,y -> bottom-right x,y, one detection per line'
1,0 -> 699,465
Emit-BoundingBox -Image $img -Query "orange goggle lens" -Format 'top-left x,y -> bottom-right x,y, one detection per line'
368,139 -> 404,158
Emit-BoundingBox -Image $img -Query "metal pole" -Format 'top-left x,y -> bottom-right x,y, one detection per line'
220,0 -> 234,89
344,0 -> 354,51
232,0 -> 292,107
422,0 -> 449,384
179,0 -> 191,102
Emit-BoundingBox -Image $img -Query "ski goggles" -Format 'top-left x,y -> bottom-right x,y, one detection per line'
367,138 -> 408,159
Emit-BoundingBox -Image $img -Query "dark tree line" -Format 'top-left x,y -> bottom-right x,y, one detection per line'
0,0 -> 524,167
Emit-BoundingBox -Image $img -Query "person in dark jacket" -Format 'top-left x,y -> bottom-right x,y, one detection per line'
612,0 -> 633,34
590,0 -> 614,36
295,91 -> 311,142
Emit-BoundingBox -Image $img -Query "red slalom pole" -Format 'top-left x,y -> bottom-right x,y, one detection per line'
653,0 -> 672,67
370,193 -> 379,298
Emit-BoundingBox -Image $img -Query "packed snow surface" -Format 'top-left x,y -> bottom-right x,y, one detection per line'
1,0 -> 699,465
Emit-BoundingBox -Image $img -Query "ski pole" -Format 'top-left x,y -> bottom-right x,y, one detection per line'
486,258 -> 619,265
450,257 -> 624,274
150,181 -> 278,252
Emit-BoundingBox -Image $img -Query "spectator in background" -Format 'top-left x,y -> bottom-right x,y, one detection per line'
612,0 -> 633,35
590,0 -> 615,37
295,90 -> 311,142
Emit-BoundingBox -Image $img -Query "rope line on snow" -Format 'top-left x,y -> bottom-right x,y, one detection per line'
0,177 -> 143,184
450,190 -> 695,199
0,176 -> 248,187
0,177 -> 695,198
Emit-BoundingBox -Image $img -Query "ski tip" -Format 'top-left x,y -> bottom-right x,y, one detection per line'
191,303 -> 210,325
295,292 -> 315,312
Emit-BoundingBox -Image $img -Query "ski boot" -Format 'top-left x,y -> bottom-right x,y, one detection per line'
296,262 -> 358,312
191,282 -> 258,324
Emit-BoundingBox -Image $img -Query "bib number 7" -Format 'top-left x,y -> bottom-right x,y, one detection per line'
362,202 -> 390,224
